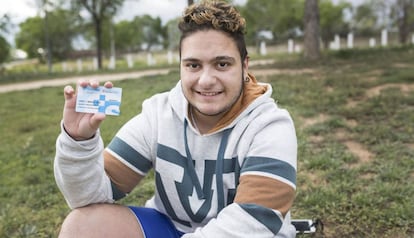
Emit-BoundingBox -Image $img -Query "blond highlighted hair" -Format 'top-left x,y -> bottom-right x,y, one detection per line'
178,1 -> 248,60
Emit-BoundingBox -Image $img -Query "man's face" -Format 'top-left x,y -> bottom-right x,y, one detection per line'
180,30 -> 248,121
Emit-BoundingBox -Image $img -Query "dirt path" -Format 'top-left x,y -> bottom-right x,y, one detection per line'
0,69 -> 171,94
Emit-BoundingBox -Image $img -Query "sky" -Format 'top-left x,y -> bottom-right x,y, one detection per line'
0,0 -> 364,46
0,0 -> 248,24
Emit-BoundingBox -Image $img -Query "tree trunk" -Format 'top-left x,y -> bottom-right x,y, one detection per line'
78,0 -> 124,70
303,0 -> 321,60
94,16 -> 103,69
188,0 -> 194,6
397,0 -> 411,44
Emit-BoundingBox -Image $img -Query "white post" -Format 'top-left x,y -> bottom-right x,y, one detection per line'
381,29 -> 388,47
329,35 -> 340,50
347,33 -> 354,49
259,41 -> 267,56
147,53 -> 156,66
93,57 -> 98,70
294,45 -> 301,53
167,51 -> 173,65
77,59 -> 83,72
288,39 -> 294,54
329,41 -> 335,50
126,54 -> 134,68
62,61 -> 67,72
334,34 -> 340,50
369,38 -> 376,48
108,56 -> 116,70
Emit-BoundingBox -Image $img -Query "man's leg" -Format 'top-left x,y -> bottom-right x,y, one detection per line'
58,203 -> 143,238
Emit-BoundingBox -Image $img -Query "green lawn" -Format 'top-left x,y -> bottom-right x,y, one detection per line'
0,47 -> 413,237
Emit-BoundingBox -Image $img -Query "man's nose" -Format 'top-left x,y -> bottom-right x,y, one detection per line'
198,67 -> 217,87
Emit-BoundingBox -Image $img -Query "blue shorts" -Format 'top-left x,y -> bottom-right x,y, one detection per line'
129,207 -> 185,238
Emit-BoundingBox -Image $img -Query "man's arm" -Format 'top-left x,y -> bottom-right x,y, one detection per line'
54,81 -> 115,209
54,125 -> 114,209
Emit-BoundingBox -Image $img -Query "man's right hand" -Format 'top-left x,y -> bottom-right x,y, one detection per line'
62,80 -> 113,141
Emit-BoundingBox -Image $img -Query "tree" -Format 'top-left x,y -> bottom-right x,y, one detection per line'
0,14 -> 11,64
353,0 -> 414,44
113,20 -> 141,53
0,14 -> 11,34
188,0 -> 194,6
241,0 -> 304,45
391,0 -> 414,44
140,15 -> 163,51
319,0 -> 351,49
352,2 -> 379,37
165,18 -> 181,51
15,9 -> 78,61
113,15 -> 164,53
0,35 -> 10,64
16,17 -> 44,59
303,0 -> 321,60
74,0 -> 124,69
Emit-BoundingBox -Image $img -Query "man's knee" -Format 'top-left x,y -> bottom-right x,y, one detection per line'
59,204 -> 108,237
59,204 -> 143,238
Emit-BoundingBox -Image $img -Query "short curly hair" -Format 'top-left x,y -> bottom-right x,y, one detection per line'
178,1 -> 248,61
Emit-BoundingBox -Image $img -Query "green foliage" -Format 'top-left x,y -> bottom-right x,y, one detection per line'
130,15 -> 164,52
45,9 -> 80,59
319,0 -> 352,48
241,0 -> 304,43
0,35 -> 10,64
15,17 -> 44,58
15,9 -> 79,60
81,13 -> 165,53
1,48 -> 414,237
114,20 -> 143,52
352,2 -> 379,36
165,18 -> 181,50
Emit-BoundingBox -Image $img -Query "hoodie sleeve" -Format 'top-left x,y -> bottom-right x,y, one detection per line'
54,122 -> 114,209
182,172 -> 296,238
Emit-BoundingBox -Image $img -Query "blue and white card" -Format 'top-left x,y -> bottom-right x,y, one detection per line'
76,86 -> 122,116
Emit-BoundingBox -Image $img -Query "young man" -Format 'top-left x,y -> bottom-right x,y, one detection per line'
54,1 -> 297,237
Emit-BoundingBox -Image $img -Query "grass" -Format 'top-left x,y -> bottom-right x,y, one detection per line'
0,46 -> 413,237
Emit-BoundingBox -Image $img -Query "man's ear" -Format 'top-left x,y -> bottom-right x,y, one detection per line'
243,56 -> 249,75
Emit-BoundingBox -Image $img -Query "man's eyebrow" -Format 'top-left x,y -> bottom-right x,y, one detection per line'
214,56 -> 236,62
181,56 -> 236,63
181,57 -> 200,62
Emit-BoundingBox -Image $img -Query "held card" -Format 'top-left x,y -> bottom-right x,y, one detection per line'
75,86 -> 122,116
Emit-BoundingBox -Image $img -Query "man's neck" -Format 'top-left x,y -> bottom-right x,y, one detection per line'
190,106 -> 223,135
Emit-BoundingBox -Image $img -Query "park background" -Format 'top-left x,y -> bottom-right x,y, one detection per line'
0,0 -> 413,237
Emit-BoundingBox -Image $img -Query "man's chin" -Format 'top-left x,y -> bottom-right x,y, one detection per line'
194,106 -> 229,117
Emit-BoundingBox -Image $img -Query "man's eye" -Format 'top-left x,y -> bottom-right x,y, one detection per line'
187,63 -> 199,69
217,62 -> 229,68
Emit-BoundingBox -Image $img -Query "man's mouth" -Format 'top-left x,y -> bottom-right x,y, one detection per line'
197,91 -> 222,96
